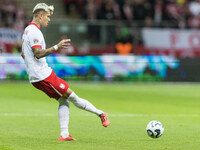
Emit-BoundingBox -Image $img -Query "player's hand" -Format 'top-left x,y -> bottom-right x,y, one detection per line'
57,39 -> 71,49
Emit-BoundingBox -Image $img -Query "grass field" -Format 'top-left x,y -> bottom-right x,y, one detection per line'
0,82 -> 200,150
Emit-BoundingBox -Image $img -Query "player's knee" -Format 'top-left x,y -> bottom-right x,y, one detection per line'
63,88 -> 73,99
58,96 -> 70,107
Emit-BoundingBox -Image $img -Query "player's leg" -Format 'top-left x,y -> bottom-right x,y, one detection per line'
57,96 -> 75,141
58,96 -> 70,138
63,88 -> 103,115
32,74 -> 76,141
63,88 -> 110,127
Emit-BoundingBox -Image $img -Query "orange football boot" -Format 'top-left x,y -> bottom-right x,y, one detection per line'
58,134 -> 76,141
99,113 -> 110,127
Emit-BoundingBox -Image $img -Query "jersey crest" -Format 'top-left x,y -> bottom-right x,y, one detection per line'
59,83 -> 65,89
33,39 -> 39,44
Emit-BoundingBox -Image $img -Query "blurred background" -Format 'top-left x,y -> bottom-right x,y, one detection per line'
1,0 -> 200,82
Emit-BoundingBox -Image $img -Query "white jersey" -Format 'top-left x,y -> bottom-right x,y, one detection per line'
22,23 -> 52,83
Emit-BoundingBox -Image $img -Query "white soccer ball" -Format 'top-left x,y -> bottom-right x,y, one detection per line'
146,120 -> 164,138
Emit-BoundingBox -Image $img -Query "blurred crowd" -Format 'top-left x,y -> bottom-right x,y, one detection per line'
0,0 -> 28,54
63,0 -> 200,29
0,0 -> 28,31
1,0 -> 200,54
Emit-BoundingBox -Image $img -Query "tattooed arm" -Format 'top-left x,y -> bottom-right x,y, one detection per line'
32,39 -> 71,59
32,46 -> 55,59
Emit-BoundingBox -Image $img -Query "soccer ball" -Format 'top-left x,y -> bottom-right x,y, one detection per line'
146,120 -> 164,138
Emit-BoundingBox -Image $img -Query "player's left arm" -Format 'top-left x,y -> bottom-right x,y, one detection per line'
32,39 -> 71,59
32,46 -> 55,59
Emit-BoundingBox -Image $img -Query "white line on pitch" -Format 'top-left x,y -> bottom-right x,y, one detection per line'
0,113 -> 54,117
0,113 -> 199,117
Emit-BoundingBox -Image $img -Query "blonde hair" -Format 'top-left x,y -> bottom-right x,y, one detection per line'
33,3 -> 54,15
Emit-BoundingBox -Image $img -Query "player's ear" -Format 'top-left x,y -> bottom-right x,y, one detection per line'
40,12 -> 43,19
38,11 -> 44,19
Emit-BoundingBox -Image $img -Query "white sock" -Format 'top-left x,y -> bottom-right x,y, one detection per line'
58,97 -> 70,138
68,92 -> 104,115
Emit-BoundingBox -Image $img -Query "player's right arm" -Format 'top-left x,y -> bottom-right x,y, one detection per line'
32,39 -> 71,59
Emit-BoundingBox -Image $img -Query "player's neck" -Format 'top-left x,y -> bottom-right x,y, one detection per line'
31,19 -> 41,29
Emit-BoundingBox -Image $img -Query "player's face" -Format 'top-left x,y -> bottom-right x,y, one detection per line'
41,11 -> 51,27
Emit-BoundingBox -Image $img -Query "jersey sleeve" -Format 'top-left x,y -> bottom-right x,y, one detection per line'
28,29 -> 42,49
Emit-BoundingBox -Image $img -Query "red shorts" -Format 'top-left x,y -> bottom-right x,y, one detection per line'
32,71 -> 69,100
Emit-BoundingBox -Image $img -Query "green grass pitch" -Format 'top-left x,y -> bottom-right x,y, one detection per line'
0,82 -> 200,150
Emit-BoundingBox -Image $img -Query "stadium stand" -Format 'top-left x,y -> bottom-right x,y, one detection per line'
15,0 -> 66,19
1,0 -> 200,56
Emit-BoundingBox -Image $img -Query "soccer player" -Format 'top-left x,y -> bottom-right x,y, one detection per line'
21,3 -> 110,141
